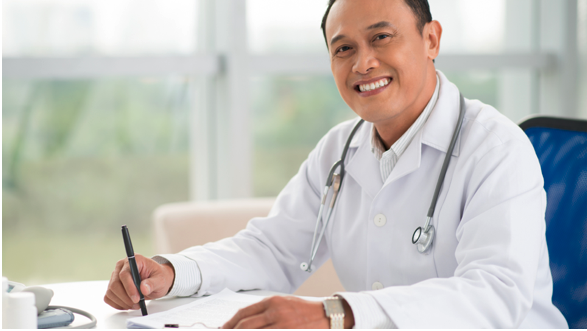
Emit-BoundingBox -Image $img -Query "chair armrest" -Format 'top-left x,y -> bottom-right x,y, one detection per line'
151,197 -> 344,296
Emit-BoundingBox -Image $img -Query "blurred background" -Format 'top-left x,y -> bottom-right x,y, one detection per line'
3,0 -> 586,285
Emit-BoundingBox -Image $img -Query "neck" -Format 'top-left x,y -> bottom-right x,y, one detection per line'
374,65 -> 437,150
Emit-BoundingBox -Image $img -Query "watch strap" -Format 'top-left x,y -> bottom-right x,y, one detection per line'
323,296 -> 345,329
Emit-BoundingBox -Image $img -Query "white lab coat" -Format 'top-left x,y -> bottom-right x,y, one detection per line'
177,71 -> 568,328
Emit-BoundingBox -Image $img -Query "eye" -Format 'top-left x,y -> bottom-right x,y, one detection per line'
374,34 -> 390,42
335,45 -> 352,55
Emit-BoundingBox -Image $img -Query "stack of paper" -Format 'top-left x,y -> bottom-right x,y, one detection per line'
127,289 -> 265,329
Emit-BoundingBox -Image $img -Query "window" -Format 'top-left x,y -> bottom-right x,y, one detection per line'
3,0 -> 584,285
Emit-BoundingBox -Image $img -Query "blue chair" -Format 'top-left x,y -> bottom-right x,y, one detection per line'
519,116 -> 587,329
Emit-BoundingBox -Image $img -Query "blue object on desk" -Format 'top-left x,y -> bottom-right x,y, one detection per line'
520,116 -> 587,329
38,308 -> 75,329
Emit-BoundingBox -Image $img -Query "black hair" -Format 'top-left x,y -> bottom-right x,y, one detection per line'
320,0 -> 433,48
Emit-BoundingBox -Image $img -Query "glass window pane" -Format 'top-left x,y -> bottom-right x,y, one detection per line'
247,0 -> 515,55
251,75 -> 355,196
2,0 -> 198,57
578,0 -> 587,119
247,0 -> 328,54
2,76 -> 192,284
442,70 -> 499,109
431,0 -> 508,54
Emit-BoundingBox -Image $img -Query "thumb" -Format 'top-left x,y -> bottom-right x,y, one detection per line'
140,281 -> 153,296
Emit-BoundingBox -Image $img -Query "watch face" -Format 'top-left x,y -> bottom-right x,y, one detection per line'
324,298 -> 345,316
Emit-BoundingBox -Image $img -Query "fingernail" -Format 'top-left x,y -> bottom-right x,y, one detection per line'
144,283 -> 151,294
132,295 -> 139,303
132,304 -> 139,310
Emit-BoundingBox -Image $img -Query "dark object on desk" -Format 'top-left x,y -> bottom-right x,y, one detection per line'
38,308 -> 74,329
121,225 -> 148,316
163,322 -> 220,329
519,115 -> 587,329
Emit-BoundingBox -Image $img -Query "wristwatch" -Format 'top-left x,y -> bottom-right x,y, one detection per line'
323,296 -> 345,329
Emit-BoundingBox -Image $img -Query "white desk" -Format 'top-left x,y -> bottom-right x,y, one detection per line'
43,281 -> 277,329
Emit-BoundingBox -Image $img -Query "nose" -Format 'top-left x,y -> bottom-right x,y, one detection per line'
352,47 -> 379,75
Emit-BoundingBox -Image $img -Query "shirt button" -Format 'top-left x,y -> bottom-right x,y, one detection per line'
372,282 -> 384,290
373,214 -> 387,227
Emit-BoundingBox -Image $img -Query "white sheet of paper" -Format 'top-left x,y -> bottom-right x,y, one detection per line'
126,289 -> 265,329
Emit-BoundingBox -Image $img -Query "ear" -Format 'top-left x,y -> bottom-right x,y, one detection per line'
424,20 -> 442,61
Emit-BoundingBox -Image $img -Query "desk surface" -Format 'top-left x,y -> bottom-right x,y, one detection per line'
43,281 -> 277,329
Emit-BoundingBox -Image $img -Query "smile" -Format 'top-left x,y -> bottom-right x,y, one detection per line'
358,78 -> 391,92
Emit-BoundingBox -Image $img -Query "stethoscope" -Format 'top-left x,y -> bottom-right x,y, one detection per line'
300,93 -> 466,272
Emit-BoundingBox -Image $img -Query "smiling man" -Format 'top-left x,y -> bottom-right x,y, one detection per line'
104,0 -> 568,328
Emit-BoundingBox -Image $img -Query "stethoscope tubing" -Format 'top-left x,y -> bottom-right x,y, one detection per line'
303,94 -> 465,271
304,120 -> 365,272
424,93 -> 466,228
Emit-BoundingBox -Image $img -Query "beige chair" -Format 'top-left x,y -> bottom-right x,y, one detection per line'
152,198 -> 345,297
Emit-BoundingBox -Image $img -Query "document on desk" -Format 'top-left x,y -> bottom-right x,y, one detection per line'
126,289 -> 266,329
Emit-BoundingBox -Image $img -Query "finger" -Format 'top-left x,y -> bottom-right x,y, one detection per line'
223,301 -> 269,329
234,314 -> 273,329
104,294 -> 123,310
134,255 -> 169,300
109,277 -> 136,308
104,291 -> 126,310
264,323 -> 283,329
119,262 -> 140,303
140,281 -> 152,298
105,264 -> 135,309
141,264 -> 169,299
135,254 -> 156,281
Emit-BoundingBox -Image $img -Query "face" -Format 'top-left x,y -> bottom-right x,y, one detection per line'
326,0 -> 440,126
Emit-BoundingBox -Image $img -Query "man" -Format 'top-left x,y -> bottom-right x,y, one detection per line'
105,0 -> 568,328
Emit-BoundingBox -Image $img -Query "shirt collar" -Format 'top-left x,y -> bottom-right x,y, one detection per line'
370,73 -> 440,161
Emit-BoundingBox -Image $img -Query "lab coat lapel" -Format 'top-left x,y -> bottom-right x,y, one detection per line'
384,130 -> 423,185
420,70 -> 462,157
345,122 -> 384,199
384,70 -> 462,186
344,71 -> 462,196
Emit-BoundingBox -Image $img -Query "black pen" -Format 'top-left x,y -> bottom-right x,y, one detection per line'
121,225 -> 148,316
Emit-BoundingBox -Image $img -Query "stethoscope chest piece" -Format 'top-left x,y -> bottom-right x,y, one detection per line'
412,225 -> 435,254
300,93 -> 465,272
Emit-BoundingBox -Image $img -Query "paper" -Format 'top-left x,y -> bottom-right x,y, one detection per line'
127,289 -> 265,329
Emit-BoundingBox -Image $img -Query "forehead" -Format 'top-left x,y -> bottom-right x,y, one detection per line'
325,0 -> 415,42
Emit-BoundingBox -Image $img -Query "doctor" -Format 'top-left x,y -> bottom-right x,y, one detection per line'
104,0 -> 568,328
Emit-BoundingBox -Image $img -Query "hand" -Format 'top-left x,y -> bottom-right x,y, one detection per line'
104,254 -> 175,310
222,295 -> 355,329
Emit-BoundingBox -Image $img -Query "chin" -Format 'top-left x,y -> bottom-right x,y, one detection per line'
351,106 -> 387,124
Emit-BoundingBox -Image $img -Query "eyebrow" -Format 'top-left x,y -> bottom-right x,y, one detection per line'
329,21 -> 396,47
366,21 -> 394,30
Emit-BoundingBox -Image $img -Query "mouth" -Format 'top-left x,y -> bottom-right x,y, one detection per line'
354,77 -> 392,96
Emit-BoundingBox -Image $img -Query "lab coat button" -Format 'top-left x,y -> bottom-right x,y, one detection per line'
372,282 -> 384,290
374,214 -> 387,227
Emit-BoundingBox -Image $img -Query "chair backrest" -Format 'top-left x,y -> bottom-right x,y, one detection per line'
152,198 -> 345,297
519,116 -> 587,329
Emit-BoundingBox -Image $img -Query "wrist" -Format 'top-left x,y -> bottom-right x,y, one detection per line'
340,297 -> 355,329
161,263 -> 175,294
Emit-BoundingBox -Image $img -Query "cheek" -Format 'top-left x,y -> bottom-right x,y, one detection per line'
391,45 -> 426,81
332,65 -> 354,103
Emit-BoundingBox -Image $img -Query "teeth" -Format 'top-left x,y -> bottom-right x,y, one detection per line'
359,78 -> 390,92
